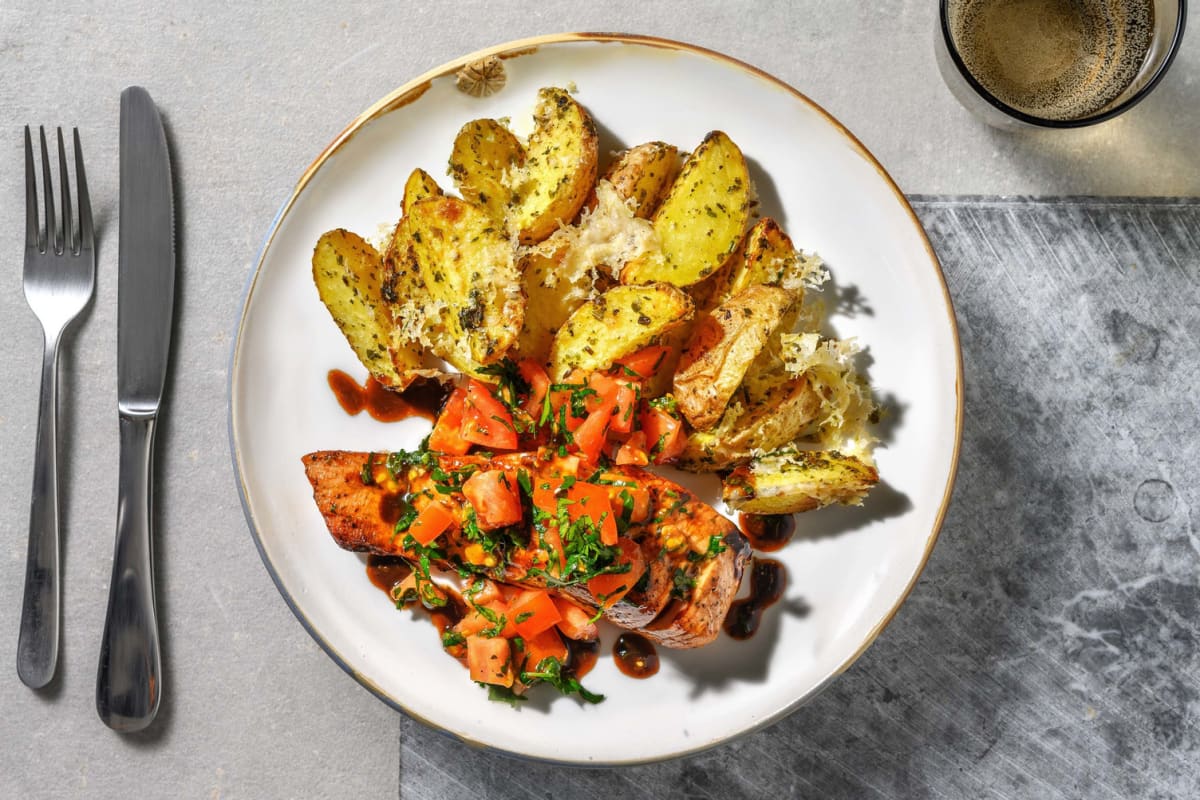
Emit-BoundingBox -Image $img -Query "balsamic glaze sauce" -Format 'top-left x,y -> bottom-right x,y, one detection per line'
327,369 -> 449,423
723,558 -> 787,640
738,513 -> 796,553
612,633 -> 659,678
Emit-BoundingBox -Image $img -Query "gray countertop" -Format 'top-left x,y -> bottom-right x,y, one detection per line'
1,3 -> 1198,798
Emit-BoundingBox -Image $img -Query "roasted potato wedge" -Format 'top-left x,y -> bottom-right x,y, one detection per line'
677,375 -> 823,471
514,248 -> 587,363
621,131 -> 751,287
402,168 -> 444,216
548,283 -> 694,379
722,448 -> 879,514
407,196 -> 523,368
674,285 -> 795,430
448,119 -> 524,223
380,169 -> 445,377
601,141 -> 679,219
312,229 -> 409,386
693,217 -> 805,312
511,87 -> 599,244
382,168 -> 443,312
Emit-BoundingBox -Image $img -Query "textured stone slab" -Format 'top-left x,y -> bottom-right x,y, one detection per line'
398,197 -> 1200,799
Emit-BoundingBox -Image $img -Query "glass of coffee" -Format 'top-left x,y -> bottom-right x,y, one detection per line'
936,0 -> 1187,128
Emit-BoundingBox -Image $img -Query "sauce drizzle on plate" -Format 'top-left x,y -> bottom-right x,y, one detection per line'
738,513 -> 796,552
327,369 -> 449,422
723,558 -> 787,640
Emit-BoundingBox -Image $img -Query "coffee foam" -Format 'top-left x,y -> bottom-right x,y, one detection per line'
950,0 -> 1154,120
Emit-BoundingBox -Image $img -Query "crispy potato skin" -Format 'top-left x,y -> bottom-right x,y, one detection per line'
548,283 -> 694,380
302,449 -> 748,648
621,131 -> 751,287
723,449 -> 879,514
448,119 -> 524,223
402,168 -> 444,216
512,88 -> 599,244
380,170 -> 445,377
407,196 -> 524,368
312,229 -> 409,386
677,375 -> 824,471
674,285 -> 795,430
514,248 -> 578,363
601,141 -> 680,219
694,217 -> 800,312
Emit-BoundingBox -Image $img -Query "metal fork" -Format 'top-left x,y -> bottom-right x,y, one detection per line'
17,126 -> 95,689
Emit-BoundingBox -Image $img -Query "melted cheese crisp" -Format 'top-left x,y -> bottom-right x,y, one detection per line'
779,332 -> 877,460
541,179 -> 659,289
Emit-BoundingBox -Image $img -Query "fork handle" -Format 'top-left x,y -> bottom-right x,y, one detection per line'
17,332 -> 63,689
96,413 -> 161,732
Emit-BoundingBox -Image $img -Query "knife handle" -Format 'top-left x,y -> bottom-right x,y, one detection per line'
97,413 -> 162,732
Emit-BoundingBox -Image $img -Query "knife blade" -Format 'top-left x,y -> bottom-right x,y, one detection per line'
96,86 -> 175,732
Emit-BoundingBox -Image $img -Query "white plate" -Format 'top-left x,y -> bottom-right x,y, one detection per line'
230,33 -> 962,765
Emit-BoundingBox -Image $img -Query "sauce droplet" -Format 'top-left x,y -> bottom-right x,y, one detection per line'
739,513 -> 796,552
613,633 -> 659,678
327,369 -> 450,423
723,558 -> 787,640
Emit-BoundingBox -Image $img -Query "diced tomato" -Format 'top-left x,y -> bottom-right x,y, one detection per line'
462,469 -> 523,530
609,381 -> 639,434
532,479 -> 567,570
540,524 -> 566,571
571,400 -> 614,464
533,477 -> 616,553
532,480 -> 559,519
407,501 -> 455,546
567,481 -> 617,546
586,539 -> 647,608
614,345 -> 668,379
609,483 -> 652,524
467,636 -> 513,687
519,627 -> 569,671
584,373 -> 616,413
518,359 -> 550,421
615,430 -> 649,466
548,369 -> 589,433
587,373 -> 639,435
457,598 -> 518,639
509,589 -> 563,639
427,387 -> 472,455
460,379 -> 518,450
641,405 -> 686,463
552,596 -> 599,641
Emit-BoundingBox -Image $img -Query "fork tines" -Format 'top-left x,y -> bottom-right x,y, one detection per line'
24,125 -> 93,257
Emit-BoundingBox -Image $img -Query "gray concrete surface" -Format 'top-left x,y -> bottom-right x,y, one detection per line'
0,3 -> 1197,799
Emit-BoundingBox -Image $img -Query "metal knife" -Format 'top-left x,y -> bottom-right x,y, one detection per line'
96,86 -> 175,732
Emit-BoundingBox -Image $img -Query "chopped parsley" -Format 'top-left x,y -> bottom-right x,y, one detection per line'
521,656 -> 604,704
671,567 -> 696,600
